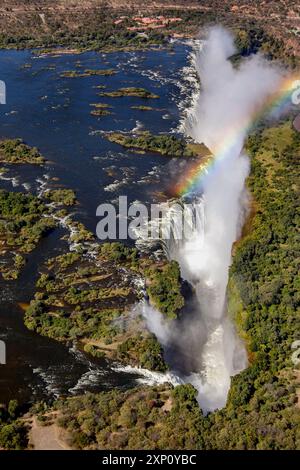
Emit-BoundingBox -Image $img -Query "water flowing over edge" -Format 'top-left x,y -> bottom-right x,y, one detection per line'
134,27 -> 285,413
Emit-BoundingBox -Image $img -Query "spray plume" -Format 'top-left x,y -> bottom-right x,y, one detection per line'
174,28 -> 298,197
142,26 -> 296,413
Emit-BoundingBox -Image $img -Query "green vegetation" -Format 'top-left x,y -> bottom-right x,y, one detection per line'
234,26 -> 298,67
214,120 -> 300,449
117,334 -> 167,371
44,189 -> 77,206
90,103 -> 113,116
0,13 -> 298,448
202,370 -> 299,449
24,248 -> 134,340
23,242 -> 169,371
61,69 -> 116,78
44,122 -> 300,450
27,366 -> 300,450
105,131 -> 197,158
1,22 -> 166,53
99,87 -> 159,99
0,3 -> 296,68
231,121 -> 299,372
68,221 -> 94,245
98,242 -> 139,265
0,139 -> 45,165
90,109 -> 112,117
23,242 -> 185,370
83,344 -> 105,359
0,401 -> 28,450
145,260 -> 184,319
51,383 -> 202,450
90,103 -> 112,109
0,190 -> 56,279
131,105 -> 154,111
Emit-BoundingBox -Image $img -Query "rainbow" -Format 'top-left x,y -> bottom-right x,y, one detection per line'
174,75 -> 299,197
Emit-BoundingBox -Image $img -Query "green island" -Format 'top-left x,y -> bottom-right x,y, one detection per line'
0,190 -> 56,280
0,139 -> 45,165
0,185 -> 80,280
0,137 -> 81,280
105,131 -> 211,158
98,87 -> 159,99
61,69 -> 116,78
131,105 -> 155,111
90,103 -> 113,116
90,103 -> 112,109
90,109 -> 112,117
23,242 -> 184,370
44,189 -> 77,206
90,109 -> 113,117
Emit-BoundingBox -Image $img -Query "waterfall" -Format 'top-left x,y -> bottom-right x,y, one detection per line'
139,197 -> 247,413
169,197 -> 247,412
136,26 -> 283,412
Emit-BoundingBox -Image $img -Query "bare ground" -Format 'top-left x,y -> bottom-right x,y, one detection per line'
28,414 -> 71,451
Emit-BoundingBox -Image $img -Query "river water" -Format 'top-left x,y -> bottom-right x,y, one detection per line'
0,42 -> 197,404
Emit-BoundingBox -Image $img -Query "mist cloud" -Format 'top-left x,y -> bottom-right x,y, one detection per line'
143,26 -> 284,413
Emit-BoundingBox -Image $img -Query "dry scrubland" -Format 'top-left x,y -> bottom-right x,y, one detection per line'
0,1 -> 298,62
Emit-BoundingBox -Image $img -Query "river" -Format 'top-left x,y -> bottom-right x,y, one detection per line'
0,41 -> 197,404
